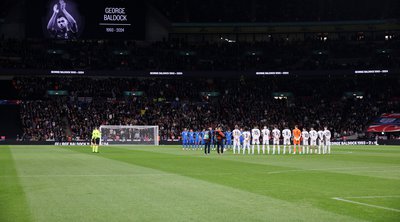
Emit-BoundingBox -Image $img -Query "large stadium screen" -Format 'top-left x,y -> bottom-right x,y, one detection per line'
26,0 -> 146,40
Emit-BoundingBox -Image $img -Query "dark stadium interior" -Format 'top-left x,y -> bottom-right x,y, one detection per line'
0,0 -> 399,143
149,0 -> 400,22
1,38 -> 399,71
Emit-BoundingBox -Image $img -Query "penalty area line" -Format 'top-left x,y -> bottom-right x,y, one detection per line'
331,197 -> 400,213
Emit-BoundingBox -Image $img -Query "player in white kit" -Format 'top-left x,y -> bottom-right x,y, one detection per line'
232,125 -> 241,154
282,127 -> 291,154
272,126 -> 281,155
317,129 -> 324,154
261,126 -> 270,154
251,126 -> 261,154
242,128 -> 251,154
323,126 -> 331,154
301,128 -> 310,154
309,128 -> 318,154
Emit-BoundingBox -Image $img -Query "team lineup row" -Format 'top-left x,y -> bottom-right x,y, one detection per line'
181,125 -> 332,155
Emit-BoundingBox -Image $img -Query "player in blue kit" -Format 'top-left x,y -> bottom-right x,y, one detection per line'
181,128 -> 189,150
188,129 -> 195,149
239,127 -> 244,150
200,129 -> 206,149
225,128 -> 232,150
198,129 -> 205,149
194,130 -> 201,149
210,128 -> 215,150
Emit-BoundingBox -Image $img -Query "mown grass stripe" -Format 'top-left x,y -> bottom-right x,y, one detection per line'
0,146 -> 31,222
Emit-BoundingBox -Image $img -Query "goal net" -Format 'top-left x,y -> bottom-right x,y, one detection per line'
99,125 -> 159,146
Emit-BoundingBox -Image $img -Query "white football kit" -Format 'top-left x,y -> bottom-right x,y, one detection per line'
282,129 -> 291,154
242,131 -> 251,154
310,130 -> 318,145
309,130 -> 318,154
317,130 -> 324,154
251,128 -> 261,154
272,128 -> 281,154
261,128 -> 270,154
302,130 -> 310,154
232,129 -> 241,154
324,129 -> 331,154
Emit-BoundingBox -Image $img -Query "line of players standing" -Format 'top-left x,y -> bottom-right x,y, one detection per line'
181,125 -> 331,155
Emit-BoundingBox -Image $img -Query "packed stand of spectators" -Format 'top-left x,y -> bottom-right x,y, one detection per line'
19,99 -> 67,141
1,38 -> 399,71
15,76 -> 399,141
149,0 -> 400,23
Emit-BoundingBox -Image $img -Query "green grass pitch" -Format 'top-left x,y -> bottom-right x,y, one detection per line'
1,145 -> 399,222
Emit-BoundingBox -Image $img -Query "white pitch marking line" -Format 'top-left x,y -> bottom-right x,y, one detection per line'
266,166 -> 400,174
332,197 -> 400,213
1,174 -> 176,178
342,196 -> 400,199
3,167 -> 399,178
0,172 -> 237,178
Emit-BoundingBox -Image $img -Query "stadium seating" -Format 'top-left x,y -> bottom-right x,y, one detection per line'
13,76 -> 399,141
1,39 -> 399,71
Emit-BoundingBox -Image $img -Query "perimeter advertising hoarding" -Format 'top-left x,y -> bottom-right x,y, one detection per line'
367,113 -> 400,133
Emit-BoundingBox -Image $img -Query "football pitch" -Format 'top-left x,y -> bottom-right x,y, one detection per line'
1,145 -> 399,222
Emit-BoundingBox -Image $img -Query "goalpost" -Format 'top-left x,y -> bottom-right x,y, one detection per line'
99,125 -> 159,146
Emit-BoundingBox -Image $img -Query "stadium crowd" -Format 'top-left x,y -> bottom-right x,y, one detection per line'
19,100 -> 66,141
14,76 -> 399,141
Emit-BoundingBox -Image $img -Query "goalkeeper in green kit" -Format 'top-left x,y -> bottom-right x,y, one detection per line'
91,127 -> 101,153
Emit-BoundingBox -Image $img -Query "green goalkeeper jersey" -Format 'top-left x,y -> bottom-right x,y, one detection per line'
92,129 -> 101,139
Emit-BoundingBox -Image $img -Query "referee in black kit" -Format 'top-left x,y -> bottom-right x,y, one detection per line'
204,127 -> 212,155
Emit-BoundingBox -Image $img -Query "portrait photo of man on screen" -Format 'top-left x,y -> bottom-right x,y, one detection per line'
47,0 -> 78,39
